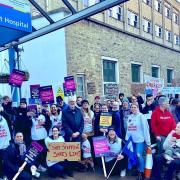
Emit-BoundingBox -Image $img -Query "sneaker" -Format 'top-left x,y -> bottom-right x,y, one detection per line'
33,172 -> 40,179
120,169 -> 126,177
37,165 -> 47,172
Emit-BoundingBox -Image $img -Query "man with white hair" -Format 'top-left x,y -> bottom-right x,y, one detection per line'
151,96 -> 176,154
62,96 -> 84,142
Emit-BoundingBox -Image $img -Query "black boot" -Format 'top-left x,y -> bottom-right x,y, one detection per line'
137,172 -> 144,180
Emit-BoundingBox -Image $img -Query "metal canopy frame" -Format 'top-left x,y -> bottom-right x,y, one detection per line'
0,0 -> 128,52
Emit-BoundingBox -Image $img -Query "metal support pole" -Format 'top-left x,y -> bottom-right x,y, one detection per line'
8,48 -> 18,102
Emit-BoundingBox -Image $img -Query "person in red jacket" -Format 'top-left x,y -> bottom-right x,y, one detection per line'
151,97 -> 176,154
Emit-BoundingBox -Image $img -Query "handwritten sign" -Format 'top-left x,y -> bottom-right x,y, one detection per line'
87,82 -> 96,94
104,83 -> 119,99
30,84 -> 40,99
64,76 -> 76,92
47,142 -> 81,161
39,85 -> 54,105
9,69 -> 25,87
93,136 -> 109,157
24,141 -> 43,165
99,113 -> 112,127
131,83 -> 146,95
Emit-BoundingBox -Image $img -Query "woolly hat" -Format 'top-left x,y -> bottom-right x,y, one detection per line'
122,98 -> 129,103
158,96 -> 169,105
20,98 -> 27,105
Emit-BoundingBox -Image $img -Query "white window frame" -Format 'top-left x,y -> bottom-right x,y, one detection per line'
165,30 -> 172,42
155,25 -> 163,38
155,0 -> 162,13
165,6 -> 171,19
173,13 -> 179,24
174,34 -> 179,45
151,65 -> 160,78
76,74 -> 85,98
128,11 -> 139,28
101,56 -> 119,95
167,68 -> 174,85
131,61 -> 143,83
143,0 -> 151,6
108,6 -> 123,21
143,18 -> 151,33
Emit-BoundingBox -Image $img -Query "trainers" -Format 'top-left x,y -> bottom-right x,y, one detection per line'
33,172 -> 40,179
120,169 -> 126,177
38,165 -> 47,172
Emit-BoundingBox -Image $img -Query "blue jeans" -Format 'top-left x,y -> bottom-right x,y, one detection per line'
135,142 -> 145,173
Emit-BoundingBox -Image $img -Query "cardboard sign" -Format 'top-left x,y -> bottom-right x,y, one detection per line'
39,85 -> 54,105
99,113 -> 112,127
64,76 -> 76,92
93,136 -> 109,157
47,142 -> 81,161
30,84 -> 40,99
104,83 -> 119,99
24,141 -> 43,165
87,82 -> 96,94
9,69 -> 25,87
162,87 -> 180,94
131,83 -> 146,95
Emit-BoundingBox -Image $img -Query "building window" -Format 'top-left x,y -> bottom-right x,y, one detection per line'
76,74 -> 85,98
103,60 -> 116,82
167,69 -> 173,84
155,25 -> 162,38
131,64 -> 141,83
155,0 -> 162,13
165,30 -> 172,42
108,6 -> 123,21
128,11 -> 139,28
173,13 -> 179,24
143,19 -> 151,33
143,0 -> 151,6
152,66 -> 160,78
174,35 -> 179,45
83,0 -> 99,7
165,7 -> 171,19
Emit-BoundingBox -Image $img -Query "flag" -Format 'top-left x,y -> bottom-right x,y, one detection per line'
122,136 -> 137,169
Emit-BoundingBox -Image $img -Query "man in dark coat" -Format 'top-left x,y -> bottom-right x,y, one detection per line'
62,96 -> 84,142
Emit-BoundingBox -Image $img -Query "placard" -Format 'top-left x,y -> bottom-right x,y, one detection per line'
64,76 -> 76,92
56,87 -> 64,100
93,136 -> 109,157
162,87 -> 180,94
131,83 -> 146,95
104,83 -> 119,99
99,113 -> 112,127
30,84 -> 40,99
87,82 -> 96,94
39,85 -> 54,105
9,69 -> 25,87
24,141 -> 43,165
47,142 -> 81,161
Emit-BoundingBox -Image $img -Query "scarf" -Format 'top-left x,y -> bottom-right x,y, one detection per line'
14,140 -> 26,156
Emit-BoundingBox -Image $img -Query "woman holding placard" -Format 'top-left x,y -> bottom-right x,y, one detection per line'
105,127 -> 127,177
45,126 -> 73,179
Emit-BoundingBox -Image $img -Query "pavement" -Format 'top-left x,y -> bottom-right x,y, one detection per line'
40,168 -> 137,180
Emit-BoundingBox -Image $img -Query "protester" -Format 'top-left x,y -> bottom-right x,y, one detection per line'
1,96 -> 13,120
0,106 -> 11,180
131,95 -> 143,112
56,96 -> 68,111
151,97 -> 176,154
49,104 -> 63,136
163,122 -> 180,162
90,96 -> 101,111
120,98 -> 131,132
119,93 -> 125,106
4,132 -> 40,180
62,96 -> 84,142
112,101 -> 125,139
169,98 -> 180,123
14,98 -> 32,146
105,127 -> 127,177
126,103 -> 151,180
76,96 -> 83,108
45,126 -> 72,178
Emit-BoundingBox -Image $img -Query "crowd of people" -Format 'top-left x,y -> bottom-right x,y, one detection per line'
0,92 -> 179,180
